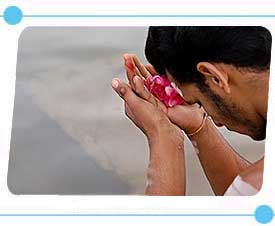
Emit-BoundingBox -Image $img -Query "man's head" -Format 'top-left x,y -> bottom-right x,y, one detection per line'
145,26 -> 272,140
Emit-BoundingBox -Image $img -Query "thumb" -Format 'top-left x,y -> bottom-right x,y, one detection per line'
167,105 -> 187,128
111,78 -> 138,105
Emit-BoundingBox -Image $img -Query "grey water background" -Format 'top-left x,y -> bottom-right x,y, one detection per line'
8,27 -> 265,195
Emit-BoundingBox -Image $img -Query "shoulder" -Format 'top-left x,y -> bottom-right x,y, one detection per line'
239,157 -> 264,191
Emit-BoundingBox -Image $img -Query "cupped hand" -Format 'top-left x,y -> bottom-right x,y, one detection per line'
123,53 -> 206,135
111,77 -> 181,139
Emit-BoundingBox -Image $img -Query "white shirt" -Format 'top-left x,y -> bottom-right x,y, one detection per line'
224,175 -> 259,196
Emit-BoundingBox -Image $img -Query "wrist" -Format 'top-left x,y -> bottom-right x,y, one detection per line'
188,116 -> 211,140
187,113 -> 208,137
145,117 -> 171,140
147,121 -> 184,149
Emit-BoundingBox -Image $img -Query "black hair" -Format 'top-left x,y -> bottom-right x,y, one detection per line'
145,26 -> 272,85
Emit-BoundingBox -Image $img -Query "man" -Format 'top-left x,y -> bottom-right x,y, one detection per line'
111,26 -> 271,195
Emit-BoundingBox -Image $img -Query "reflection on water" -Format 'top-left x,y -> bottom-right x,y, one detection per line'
9,27 -> 265,195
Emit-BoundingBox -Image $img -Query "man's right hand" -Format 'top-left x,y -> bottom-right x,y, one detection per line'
167,104 -> 206,135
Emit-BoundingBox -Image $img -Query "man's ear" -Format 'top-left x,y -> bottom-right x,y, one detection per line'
196,62 -> 231,94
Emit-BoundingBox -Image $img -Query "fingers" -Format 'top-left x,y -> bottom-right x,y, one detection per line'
122,54 -> 166,111
112,76 -> 160,112
133,75 -> 167,112
111,78 -> 139,106
145,64 -> 158,76
132,55 -> 152,79
123,55 -> 136,87
124,53 -> 151,80
133,76 -> 157,105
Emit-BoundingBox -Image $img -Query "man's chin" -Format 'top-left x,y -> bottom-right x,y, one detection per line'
250,131 -> 266,141
231,127 -> 266,141
225,123 -> 266,141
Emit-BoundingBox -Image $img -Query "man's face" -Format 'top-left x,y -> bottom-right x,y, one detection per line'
167,73 -> 267,141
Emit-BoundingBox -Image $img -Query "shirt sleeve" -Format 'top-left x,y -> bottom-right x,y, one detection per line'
224,175 -> 259,196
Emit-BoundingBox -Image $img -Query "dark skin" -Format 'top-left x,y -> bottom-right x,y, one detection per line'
112,54 -> 267,195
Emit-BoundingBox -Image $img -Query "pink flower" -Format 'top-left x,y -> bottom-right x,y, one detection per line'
145,75 -> 184,108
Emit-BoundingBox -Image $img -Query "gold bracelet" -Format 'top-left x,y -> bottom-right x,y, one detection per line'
187,112 -> 208,137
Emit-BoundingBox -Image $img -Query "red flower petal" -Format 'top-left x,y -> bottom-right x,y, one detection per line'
145,75 -> 185,108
